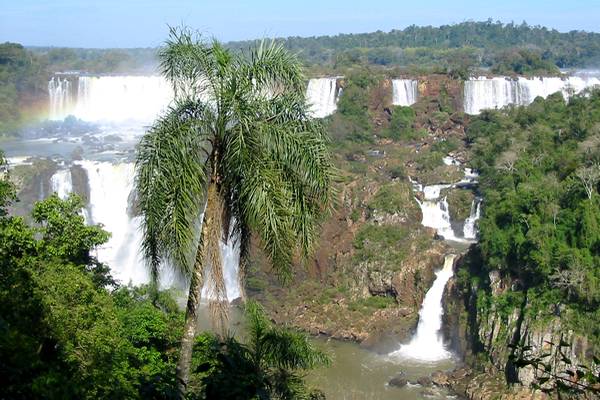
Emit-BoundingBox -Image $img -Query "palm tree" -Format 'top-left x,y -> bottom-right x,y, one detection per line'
194,301 -> 330,400
134,27 -> 334,396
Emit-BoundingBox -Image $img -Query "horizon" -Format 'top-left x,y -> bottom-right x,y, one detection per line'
2,0 -> 600,48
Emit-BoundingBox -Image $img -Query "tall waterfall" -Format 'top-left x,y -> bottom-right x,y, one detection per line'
391,254 -> 456,361
392,79 -> 418,106
48,77 -> 74,120
78,160 -> 150,286
50,168 -> 73,200
464,75 -> 600,114
306,78 -> 339,118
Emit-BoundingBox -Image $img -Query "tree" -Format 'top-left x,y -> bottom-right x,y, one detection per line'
576,164 -> 600,200
134,27 -> 334,396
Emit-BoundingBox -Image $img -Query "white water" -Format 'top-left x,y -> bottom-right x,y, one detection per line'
306,78 -> 339,118
412,165 -> 482,242
464,75 -> 600,114
463,199 -> 482,240
51,76 -> 174,123
78,160 -> 150,286
50,168 -> 72,200
392,254 -> 456,361
48,77 -> 74,120
392,79 -> 418,106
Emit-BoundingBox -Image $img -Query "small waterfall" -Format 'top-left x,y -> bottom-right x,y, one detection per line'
418,184 -> 461,241
391,254 -> 456,361
48,77 -> 73,120
306,78 -> 339,118
50,169 -> 73,199
392,79 -> 418,106
463,199 -> 482,240
464,76 -> 600,115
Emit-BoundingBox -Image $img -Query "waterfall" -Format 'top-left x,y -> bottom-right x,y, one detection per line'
464,75 -> 600,115
77,160 -> 149,286
417,184 -> 461,242
306,78 -> 339,118
50,169 -> 73,199
391,254 -> 456,361
74,160 -> 240,299
48,75 -> 173,123
72,76 -> 173,123
48,77 -> 73,120
392,79 -> 418,106
463,199 -> 482,240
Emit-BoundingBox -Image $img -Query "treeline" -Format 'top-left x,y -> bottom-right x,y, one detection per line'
228,20 -> 600,72
0,155 -> 328,399
29,46 -> 159,74
466,89 -> 600,346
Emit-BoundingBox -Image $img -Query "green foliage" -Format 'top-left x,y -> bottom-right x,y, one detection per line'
327,71 -> 376,143
348,296 -> 396,313
368,182 -> 414,215
491,48 -> 560,76
353,223 -> 410,267
0,43 -> 48,136
191,301 -> 329,400
380,106 -> 416,141
467,89 -> 600,345
228,20 -> 600,69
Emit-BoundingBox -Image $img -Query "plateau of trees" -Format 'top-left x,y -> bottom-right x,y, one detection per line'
228,20 -> 600,70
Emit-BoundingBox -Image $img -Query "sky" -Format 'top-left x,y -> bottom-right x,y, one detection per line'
1,0 -> 600,48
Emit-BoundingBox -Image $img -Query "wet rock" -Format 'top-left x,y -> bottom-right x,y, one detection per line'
417,376 -> 432,386
388,375 -> 407,388
431,370 -> 450,386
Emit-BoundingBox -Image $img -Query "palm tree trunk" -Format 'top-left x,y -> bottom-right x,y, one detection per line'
176,213 -> 209,397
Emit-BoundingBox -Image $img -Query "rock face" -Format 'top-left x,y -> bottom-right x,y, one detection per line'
442,252 -> 594,399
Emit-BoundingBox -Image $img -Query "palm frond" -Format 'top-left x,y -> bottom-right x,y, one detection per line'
159,26 -> 216,101
134,99 -> 211,284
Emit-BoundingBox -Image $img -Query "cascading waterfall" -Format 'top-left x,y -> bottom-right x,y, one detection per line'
411,158 -> 481,242
50,168 -> 73,200
391,254 -> 456,361
392,79 -> 418,106
306,78 -> 339,118
464,75 -> 600,115
417,184 -> 460,241
48,77 -> 73,120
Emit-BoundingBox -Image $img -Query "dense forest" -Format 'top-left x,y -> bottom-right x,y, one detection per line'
462,90 -> 600,351
228,20 -> 600,71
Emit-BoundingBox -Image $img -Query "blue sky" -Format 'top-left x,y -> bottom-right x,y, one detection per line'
1,0 -> 599,48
